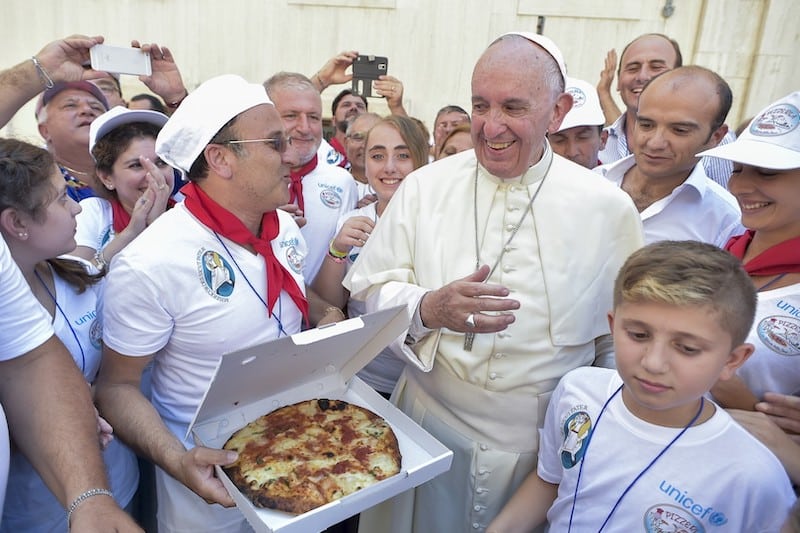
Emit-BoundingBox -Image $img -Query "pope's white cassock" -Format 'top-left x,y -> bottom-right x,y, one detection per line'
345,144 -> 643,533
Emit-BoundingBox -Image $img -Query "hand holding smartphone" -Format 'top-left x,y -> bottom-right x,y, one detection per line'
90,44 -> 152,76
351,55 -> 388,97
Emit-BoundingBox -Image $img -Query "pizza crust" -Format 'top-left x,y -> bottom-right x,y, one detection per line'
222,399 -> 402,514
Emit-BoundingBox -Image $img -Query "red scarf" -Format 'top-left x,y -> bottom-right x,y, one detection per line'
725,230 -> 800,275
288,155 -> 318,213
182,182 -> 309,323
110,198 -> 131,234
111,197 -> 176,234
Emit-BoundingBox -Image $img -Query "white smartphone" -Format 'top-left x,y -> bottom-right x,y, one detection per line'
90,44 -> 151,76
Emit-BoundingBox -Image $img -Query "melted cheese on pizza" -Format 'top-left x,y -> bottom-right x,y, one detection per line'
222,399 -> 402,514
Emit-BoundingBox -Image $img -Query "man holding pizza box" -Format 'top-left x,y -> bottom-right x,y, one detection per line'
95,74 -> 343,532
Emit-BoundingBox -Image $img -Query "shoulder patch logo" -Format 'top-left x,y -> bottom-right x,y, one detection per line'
197,249 -> 235,301
560,410 -> 592,468
285,245 -> 304,275
757,315 -> 800,356
326,147 -> 344,166
750,103 -> 799,137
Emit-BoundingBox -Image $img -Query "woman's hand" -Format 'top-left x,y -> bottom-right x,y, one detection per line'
331,216 -> 375,255
141,156 -> 172,226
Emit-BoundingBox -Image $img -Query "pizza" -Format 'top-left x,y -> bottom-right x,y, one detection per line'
222,398 -> 402,514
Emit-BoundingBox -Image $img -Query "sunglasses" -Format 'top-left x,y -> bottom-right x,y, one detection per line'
221,136 -> 292,154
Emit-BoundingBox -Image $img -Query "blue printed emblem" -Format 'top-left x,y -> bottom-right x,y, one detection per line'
198,250 -> 235,300
559,410 -> 591,468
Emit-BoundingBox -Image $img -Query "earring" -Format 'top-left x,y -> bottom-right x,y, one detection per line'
18,232 -> 27,238
106,183 -> 115,190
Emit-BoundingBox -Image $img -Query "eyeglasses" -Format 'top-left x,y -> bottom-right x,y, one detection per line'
346,132 -> 367,142
221,136 -> 292,154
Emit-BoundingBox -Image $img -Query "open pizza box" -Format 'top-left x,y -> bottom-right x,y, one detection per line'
189,305 -> 453,533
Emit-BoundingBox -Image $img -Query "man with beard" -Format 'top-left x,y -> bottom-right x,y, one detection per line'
327,89 -> 367,168
265,72 -> 358,283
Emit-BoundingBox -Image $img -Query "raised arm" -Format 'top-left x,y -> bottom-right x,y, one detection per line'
0,34 -> 104,127
597,49 -> 622,126
311,50 -> 359,93
131,40 -> 189,114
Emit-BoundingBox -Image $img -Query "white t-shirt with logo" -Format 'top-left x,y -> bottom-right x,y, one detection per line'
102,202 -> 307,449
737,283 -> 800,398
539,367 -> 794,532
298,162 -> 357,283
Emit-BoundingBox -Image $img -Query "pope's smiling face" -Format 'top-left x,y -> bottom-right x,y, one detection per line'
470,37 -> 570,179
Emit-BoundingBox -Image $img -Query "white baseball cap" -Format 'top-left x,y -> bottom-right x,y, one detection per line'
499,31 -> 567,84
698,91 -> 800,170
89,106 -> 169,156
156,74 -> 272,176
558,77 -> 605,132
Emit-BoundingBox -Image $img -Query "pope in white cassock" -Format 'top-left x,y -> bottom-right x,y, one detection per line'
346,32 -> 644,533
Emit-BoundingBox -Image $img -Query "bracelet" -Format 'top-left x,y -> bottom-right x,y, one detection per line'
324,306 -> 347,321
94,248 -> 108,270
327,250 -> 346,264
328,239 -> 348,259
66,488 -> 114,524
31,56 -> 55,89
166,90 -> 188,109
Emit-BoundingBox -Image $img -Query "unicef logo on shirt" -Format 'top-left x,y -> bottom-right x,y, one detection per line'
566,86 -> 587,108
197,249 -> 235,301
750,103 -> 799,137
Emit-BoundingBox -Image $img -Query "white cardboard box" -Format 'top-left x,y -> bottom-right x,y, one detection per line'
189,306 -> 453,533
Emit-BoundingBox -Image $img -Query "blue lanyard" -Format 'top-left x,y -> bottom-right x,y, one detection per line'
35,268 -> 86,372
213,233 -> 287,337
568,385 -> 705,532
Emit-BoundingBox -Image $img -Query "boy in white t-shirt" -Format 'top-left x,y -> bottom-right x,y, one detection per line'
488,240 -> 795,532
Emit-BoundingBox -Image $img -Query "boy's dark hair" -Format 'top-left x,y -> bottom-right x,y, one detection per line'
613,240 -> 756,345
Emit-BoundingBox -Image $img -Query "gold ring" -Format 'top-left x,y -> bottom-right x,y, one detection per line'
157,184 -> 167,190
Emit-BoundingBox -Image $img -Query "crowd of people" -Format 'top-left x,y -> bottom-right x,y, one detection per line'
0,28 -> 797,533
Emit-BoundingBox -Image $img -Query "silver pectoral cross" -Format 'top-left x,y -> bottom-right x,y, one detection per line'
464,332 -> 475,351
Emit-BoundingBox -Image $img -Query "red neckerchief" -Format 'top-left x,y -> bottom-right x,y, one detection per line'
288,155 -> 318,212
725,230 -> 800,275
182,182 -> 309,323
329,137 -> 349,168
110,198 -> 131,234
111,196 -> 176,234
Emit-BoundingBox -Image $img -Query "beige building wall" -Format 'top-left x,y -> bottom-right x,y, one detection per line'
2,0 -> 797,142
